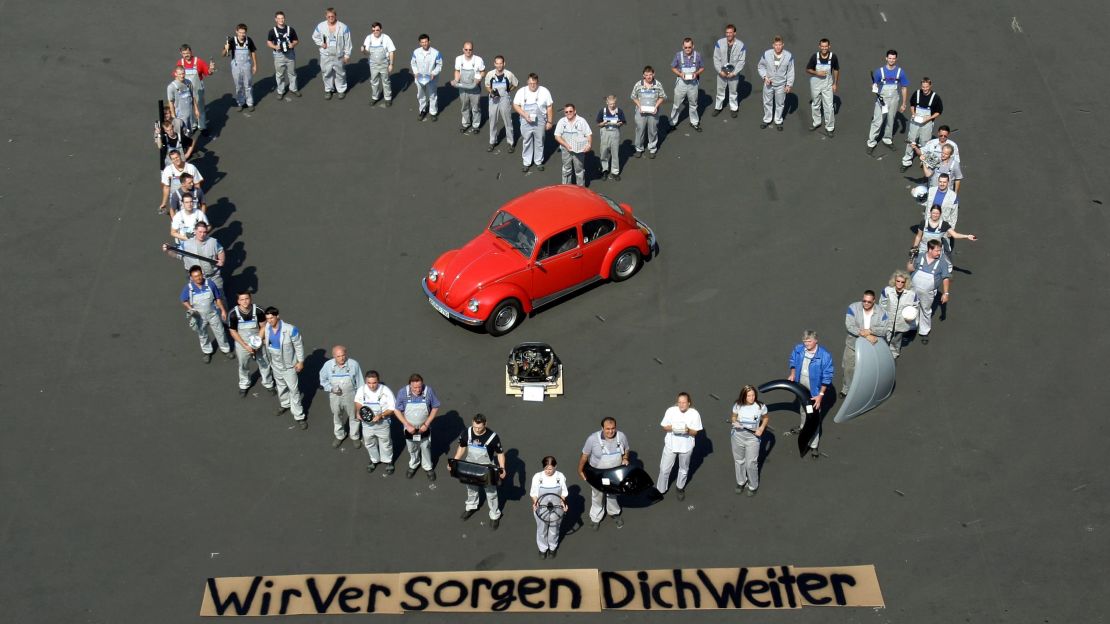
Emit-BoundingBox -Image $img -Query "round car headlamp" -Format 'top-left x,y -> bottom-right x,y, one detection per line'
467,299 -> 480,313
428,268 -> 440,283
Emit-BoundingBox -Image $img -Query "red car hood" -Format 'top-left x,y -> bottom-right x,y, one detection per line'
439,233 -> 528,308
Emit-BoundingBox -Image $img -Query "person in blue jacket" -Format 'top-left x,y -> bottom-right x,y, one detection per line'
787,330 -> 834,458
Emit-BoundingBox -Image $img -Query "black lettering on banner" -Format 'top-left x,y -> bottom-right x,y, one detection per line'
650,579 -> 674,609
549,577 -> 583,610
697,567 -> 747,608
490,579 -> 518,611
305,576 -> 347,613
776,566 -> 799,608
337,587 -> 364,613
636,571 -> 652,609
744,580 -> 771,608
401,576 -> 431,610
259,580 -> 274,615
470,577 -> 493,608
672,569 -> 702,609
206,576 -> 261,615
279,588 -> 303,615
434,580 -> 468,608
765,567 -> 783,608
517,576 -> 546,609
365,584 -> 391,613
830,573 -> 857,606
600,571 -> 634,609
797,573 -> 830,605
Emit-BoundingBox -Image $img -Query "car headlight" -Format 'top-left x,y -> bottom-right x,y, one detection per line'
467,299 -> 480,313
428,268 -> 439,283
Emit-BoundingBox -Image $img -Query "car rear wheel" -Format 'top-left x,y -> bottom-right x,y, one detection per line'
610,247 -> 643,282
486,299 -> 523,336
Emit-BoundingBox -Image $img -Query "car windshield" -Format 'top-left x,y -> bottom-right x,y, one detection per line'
598,193 -> 625,216
488,210 -> 536,257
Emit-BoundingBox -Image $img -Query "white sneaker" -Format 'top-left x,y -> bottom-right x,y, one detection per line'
866,140 -> 877,148
882,137 -> 893,145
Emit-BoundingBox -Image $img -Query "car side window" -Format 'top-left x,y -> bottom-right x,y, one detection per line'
537,228 -> 579,260
582,218 -> 616,244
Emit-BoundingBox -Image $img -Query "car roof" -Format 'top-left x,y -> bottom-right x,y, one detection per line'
497,186 -> 618,238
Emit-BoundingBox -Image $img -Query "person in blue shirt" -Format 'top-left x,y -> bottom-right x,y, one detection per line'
180,266 -> 232,363
866,50 -> 909,152
787,330 -> 834,458
395,374 -> 442,480
595,96 -> 626,181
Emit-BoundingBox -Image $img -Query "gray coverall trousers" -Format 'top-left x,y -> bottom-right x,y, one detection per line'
670,78 -> 700,127
320,53 -> 347,93
560,148 -> 586,186
731,429 -> 760,490
274,54 -> 298,95
235,342 -> 273,391
416,78 -> 437,114
488,92 -> 514,146
762,80 -> 787,124
269,358 -> 305,421
868,85 -> 900,144
519,110 -> 546,166
634,111 -> 659,153
459,86 -> 481,130
599,127 -> 620,174
810,75 -> 835,130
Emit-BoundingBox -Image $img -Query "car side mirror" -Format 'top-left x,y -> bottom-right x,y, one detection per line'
532,259 -> 544,270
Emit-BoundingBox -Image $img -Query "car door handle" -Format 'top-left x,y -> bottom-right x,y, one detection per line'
571,253 -> 582,259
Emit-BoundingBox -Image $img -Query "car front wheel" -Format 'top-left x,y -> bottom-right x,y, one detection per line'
610,247 -> 643,282
485,299 -> 523,336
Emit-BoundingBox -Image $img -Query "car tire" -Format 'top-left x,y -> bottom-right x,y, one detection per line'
610,247 -> 643,282
486,299 -> 523,336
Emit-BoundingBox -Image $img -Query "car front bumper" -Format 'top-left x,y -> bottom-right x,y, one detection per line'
635,217 -> 659,254
421,278 -> 484,326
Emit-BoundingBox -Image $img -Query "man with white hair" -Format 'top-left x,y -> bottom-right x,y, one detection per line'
320,345 -> 364,449
787,330 -> 834,457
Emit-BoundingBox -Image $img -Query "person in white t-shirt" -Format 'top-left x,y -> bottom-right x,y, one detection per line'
354,370 -> 397,475
360,22 -> 396,105
656,392 -> 703,500
554,103 -> 592,186
159,150 -> 204,214
170,194 -> 210,240
530,455 -> 569,559
730,385 -> 768,496
512,73 -> 554,171
453,42 -> 485,133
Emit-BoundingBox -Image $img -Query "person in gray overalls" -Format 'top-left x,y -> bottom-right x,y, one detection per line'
669,38 -> 704,131
224,25 -> 257,112
164,221 -> 224,296
410,34 -> 442,119
630,66 -> 666,158
395,374 -> 441,480
530,456 -> 568,558
175,46 -> 213,135
354,371 -> 397,475
730,385 -> 768,496
595,96 -> 625,180
360,22 -> 395,105
901,78 -> 943,171
227,292 -> 274,397
266,11 -> 300,100
757,36 -> 795,130
866,50 -> 909,152
484,56 -> 518,151
711,25 -> 746,117
320,345 -> 364,449
805,38 -> 840,134
167,67 -> 199,134
577,417 -> 630,530
180,266 -> 231,363
456,414 -> 507,529
842,290 -> 892,395
263,307 -> 307,428
453,42 -> 485,133
312,8 -> 352,99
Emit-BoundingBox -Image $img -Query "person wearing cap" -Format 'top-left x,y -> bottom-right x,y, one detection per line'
395,374 -> 441,480
757,36 -> 795,130
554,103 -> 592,186
180,265 -> 232,364
578,417 -> 630,530
456,413 -> 506,530
656,392 -> 703,500
669,37 -> 705,131
354,370 -> 396,475
266,11 -> 300,101
320,345 -> 364,449
312,8 -> 352,100
711,24 -> 746,118
453,42 -> 485,134
805,38 -> 839,134
595,95 -> 625,180
263,306 -> 307,427
228,292 -> 275,397
879,271 -> 919,358
841,290 -> 892,396
485,55 -> 519,152
360,22 -> 395,106
530,456 -> 569,559
630,66 -> 666,158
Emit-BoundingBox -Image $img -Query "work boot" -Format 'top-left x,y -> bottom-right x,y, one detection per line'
461,509 -> 477,520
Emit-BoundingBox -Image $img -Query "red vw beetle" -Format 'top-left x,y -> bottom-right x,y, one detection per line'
422,185 -> 657,336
